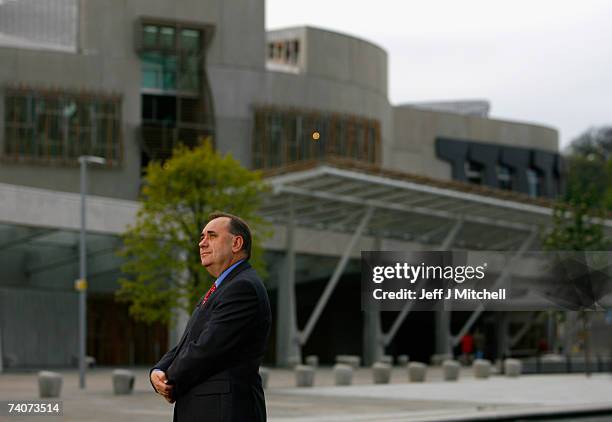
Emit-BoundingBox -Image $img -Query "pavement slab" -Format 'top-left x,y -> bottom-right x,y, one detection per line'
0,367 -> 610,421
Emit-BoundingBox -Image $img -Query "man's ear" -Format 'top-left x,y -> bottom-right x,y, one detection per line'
232,235 -> 244,253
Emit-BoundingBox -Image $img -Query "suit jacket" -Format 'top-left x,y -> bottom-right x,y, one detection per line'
151,261 -> 271,422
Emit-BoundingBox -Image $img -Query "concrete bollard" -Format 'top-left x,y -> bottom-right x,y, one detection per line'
407,362 -> 427,382
397,355 -> 409,366
305,355 -> 319,368
372,362 -> 392,384
112,369 -> 135,395
335,355 -> 361,369
38,371 -> 62,398
473,359 -> 492,379
333,364 -> 353,386
287,355 -> 301,368
259,367 -> 269,388
379,355 -> 393,365
442,359 -> 460,381
295,365 -> 315,387
504,358 -> 522,377
430,353 -> 453,366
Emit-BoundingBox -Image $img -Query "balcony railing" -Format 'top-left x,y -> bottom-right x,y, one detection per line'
140,121 -> 214,161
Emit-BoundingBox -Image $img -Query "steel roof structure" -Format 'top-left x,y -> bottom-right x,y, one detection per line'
262,161 -> 612,250
261,161 -> 612,365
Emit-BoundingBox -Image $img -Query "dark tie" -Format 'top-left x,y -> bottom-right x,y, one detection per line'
201,283 -> 217,305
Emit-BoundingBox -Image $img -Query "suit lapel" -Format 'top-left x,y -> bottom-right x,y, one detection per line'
211,260 -> 251,296
173,261 -> 252,356
194,261 -> 251,305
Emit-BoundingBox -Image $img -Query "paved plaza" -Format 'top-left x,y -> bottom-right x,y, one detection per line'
1,367 -> 612,421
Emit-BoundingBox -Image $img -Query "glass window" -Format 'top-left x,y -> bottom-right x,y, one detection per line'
253,108 -> 379,170
266,39 -> 300,65
179,54 -> 199,91
161,55 -> 177,90
140,23 -> 201,93
275,43 -> 282,59
4,89 -> 121,164
143,25 -> 158,48
285,41 -> 291,61
292,41 -> 299,64
180,29 -> 200,52
355,123 -> 366,160
141,52 -> 163,89
527,168 -> 542,197
160,27 -> 175,49
142,95 -> 177,124
465,161 -> 484,185
497,164 -> 514,190
141,52 -> 177,90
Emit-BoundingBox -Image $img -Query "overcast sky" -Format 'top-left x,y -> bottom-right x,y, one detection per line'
266,0 -> 612,149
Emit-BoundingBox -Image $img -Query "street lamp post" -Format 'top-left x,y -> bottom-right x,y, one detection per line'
77,155 -> 106,389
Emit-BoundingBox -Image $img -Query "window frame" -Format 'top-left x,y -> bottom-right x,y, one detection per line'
136,18 -> 213,96
252,106 -> 381,170
3,86 -> 123,166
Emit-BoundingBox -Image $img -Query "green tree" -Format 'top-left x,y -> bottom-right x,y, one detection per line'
544,126 -> 612,375
567,126 -> 612,160
564,126 -> 612,209
543,200 -> 610,252
546,124 -> 612,251
116,140 -> 270,325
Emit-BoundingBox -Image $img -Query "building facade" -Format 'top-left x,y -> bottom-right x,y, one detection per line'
0,0 -> 582,369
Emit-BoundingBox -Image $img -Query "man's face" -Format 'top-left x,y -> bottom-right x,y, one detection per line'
198,217 -> 236,276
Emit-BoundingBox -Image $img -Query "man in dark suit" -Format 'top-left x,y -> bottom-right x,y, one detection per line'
150,212 -> 271,421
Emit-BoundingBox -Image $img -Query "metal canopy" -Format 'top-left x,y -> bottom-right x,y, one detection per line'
261,163 -> 606,249
263,162 -> 612,366
0,222 -> 123,293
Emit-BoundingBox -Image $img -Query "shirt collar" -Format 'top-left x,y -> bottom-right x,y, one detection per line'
215,259 -> 244,288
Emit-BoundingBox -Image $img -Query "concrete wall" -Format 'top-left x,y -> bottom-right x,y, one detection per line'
262,68 -> 389,124
389,105 -> 559,180
0,0 -> 266,199
257,26 -> 391,169
267,26 -> 387,98
0,0 -> 559,198
0,0 -> 143,199
209,25 -> 392,169
132,0 -> 267,169
304,27 -> 387,99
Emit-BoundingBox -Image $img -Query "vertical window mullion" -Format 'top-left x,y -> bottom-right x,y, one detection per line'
106,102 -> 112,162
31,95 -> 38,158
62,97 -> 69,161
89,101 -> 97,157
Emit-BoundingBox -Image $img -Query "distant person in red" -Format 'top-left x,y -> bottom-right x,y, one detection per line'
461,333 -> 474,364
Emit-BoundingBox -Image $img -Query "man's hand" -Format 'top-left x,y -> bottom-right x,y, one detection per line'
151,370 -> 175,404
